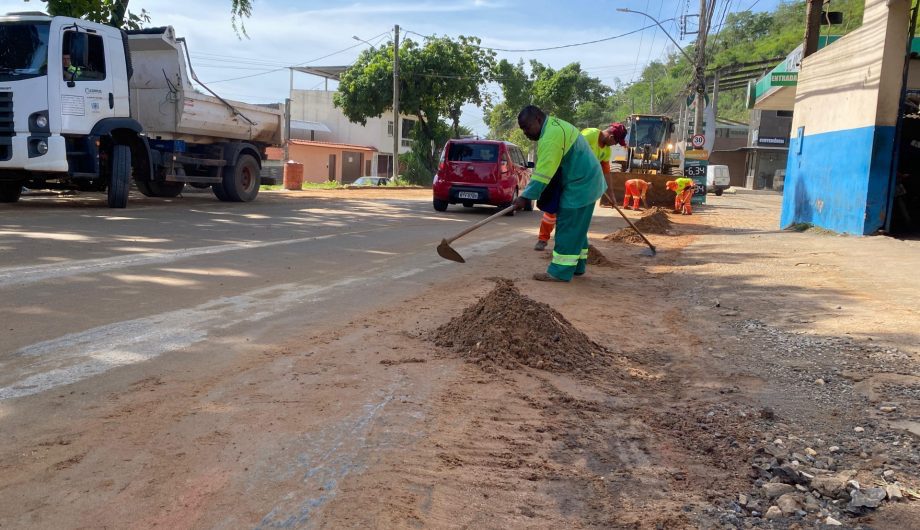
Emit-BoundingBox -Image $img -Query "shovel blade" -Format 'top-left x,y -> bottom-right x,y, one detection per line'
437,240 -> 466,263
640,247 -> 657,257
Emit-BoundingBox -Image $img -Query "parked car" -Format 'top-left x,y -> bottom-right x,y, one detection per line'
351,176 -> 390,186
432,140 -> 533,214
707,165 -> 731,196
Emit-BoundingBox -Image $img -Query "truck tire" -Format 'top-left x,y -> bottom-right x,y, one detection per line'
107,144 -> 131,208
0,181 -> 22,203
215,153 -> 260,202
212,184 -> 230,202
151,182 -> 184,197
715,188 -> 724,196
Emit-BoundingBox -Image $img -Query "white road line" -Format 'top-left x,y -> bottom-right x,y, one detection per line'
0,233 -> 526,401
0,228 -> 388,289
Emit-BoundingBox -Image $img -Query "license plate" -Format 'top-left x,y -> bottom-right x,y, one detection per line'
458,192 -> 478,199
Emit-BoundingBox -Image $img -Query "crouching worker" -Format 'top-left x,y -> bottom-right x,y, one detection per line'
666,178 -> 695,214
623,179 -> 651,210
514,105 -> 607,282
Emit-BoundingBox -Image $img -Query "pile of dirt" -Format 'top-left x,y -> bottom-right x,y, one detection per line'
431,279 -> 605,372
605,207 -> 673,243
586,244 -> 616,267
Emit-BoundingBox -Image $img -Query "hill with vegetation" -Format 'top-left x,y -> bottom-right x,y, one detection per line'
485,0 -> 868,142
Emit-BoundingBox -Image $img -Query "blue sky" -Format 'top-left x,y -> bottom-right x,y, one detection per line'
1,0 -> 783,134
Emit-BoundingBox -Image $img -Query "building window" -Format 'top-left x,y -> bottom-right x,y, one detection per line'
387,120 -> 394,137
401,118 -> 416,139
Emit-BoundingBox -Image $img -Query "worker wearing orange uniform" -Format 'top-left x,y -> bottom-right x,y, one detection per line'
666,178 -> 695,215
534,123 -> 626,250
623,179 -> 651,210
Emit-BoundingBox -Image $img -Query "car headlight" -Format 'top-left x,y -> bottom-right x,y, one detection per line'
36,115 -> 48,129
36,140 -> 48,155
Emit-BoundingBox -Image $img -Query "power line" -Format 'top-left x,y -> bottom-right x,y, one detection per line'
203,30 -> 390,84
403,22 -> 672,53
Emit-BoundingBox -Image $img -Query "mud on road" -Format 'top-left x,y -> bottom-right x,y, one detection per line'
0,193 -> 918,528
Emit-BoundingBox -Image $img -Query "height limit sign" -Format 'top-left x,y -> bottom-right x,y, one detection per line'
691,134 -> 705,148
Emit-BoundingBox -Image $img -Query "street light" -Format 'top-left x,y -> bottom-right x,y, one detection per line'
616,8 -> 694,64
618,7 -> 707,137
352,35 -> 376,50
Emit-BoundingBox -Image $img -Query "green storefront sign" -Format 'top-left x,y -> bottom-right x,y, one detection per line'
770,72 -> 798,86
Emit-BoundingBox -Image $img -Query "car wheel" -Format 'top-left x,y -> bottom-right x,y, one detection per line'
433,198 -> 448,212
504,189 -> 518,217
715,188 -> 723,196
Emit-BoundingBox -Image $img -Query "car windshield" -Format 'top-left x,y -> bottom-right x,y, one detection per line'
0,22 -> 50,81
448,144 -> 499,163
628,119 -> 666,149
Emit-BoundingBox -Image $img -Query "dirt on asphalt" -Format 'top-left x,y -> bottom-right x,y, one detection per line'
1,192 -> 919,529
431,278 -> 607,373
605,206 -> 674,243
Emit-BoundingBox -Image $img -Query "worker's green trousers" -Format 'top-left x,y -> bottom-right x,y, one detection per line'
548,203 -> 595,281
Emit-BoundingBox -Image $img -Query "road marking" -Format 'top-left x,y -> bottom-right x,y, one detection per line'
0,233 -> 526,401
0,227 -> 392,289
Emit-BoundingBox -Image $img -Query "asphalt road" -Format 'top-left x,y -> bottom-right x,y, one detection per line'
0,189 -> 538,403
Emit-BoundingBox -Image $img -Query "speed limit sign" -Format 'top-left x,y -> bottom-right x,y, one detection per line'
691,134 -> 705,148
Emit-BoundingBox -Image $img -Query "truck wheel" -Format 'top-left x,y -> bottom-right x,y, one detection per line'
433,198 -> 448,212
148,181 -> 184,198
715,188 -> 724,196
212,184 -> 230,201
0,181 -> 22,203
216,153 -> 260,202
107,144 -> 131,208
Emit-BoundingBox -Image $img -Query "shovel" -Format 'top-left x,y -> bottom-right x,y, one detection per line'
603,190 -> 657,257
437,205 -> 515,263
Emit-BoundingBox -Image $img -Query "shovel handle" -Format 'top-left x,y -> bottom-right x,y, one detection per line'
443,204 -> 516,244
603,190 -> 657,254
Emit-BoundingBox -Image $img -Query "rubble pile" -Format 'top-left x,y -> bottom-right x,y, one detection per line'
431,279 -> 606,372
605,207 -> 673,244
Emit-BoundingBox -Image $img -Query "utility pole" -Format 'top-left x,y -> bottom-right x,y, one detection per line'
650,78 -> 655,113
712,69 -> 719,127
284,68 -> 294,162
803,0 -> 824,58
693,0 -> 709,136
392,24 -> 401,179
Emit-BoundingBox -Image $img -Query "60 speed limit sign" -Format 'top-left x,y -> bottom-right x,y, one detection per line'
691,134 -> 705,148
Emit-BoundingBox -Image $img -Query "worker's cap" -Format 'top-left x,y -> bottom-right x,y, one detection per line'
605,123 -> 627,147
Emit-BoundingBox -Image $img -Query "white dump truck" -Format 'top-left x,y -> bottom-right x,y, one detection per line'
0,13 -> 284,207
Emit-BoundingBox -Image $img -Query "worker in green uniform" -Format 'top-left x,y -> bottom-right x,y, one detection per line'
513,105 -> 607,282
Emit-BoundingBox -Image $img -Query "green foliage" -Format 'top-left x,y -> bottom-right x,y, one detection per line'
335,35 -> 495,180
484,58 -> 613,145
25,0 -> 252,33
604,0 -> 867,124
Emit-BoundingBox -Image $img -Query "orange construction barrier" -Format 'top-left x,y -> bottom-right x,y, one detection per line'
283,161 -> 304,191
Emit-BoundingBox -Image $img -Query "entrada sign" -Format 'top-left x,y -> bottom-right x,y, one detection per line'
770,72 -> 798,86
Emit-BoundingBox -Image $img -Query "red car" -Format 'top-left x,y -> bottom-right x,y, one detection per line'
432,139 -> 533,213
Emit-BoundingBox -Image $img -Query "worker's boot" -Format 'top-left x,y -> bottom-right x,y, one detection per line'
534,240 -> 548,251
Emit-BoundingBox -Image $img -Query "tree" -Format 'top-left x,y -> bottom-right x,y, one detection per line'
25,0 -> 252,32
484,59 -> 613,143
335,35 -> 495,182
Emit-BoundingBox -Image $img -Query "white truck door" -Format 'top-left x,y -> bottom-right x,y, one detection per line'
57,27 -> 116,135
